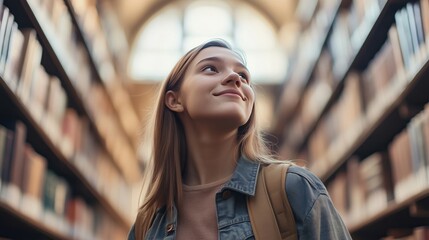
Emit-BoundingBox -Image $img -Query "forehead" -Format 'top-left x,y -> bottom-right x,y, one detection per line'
192,47 -> 245,67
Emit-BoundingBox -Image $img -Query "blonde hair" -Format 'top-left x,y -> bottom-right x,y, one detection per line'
136,39 -> 281,237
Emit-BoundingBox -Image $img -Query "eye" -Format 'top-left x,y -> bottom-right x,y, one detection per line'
202,65 -> 217,73
238,72 -> 250,83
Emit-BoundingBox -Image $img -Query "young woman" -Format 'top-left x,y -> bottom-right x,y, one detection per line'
128,39 -> 351,239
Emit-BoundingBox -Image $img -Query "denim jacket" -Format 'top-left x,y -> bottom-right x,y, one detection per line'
128,157 -> 352,240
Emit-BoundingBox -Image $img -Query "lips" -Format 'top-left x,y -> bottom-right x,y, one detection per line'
214,89 -> 245,100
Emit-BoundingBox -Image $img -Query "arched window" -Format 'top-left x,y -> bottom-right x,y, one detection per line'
129,1 -> 288,84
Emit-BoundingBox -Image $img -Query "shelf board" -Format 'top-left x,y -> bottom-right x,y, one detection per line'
320,51 -> 429,183
0,78 -> 131,230
6,0 -> 129,179
0,201 -> 71,240
350,188 -> 429,239
63,0 -> 137,151
294,0 -> 400,152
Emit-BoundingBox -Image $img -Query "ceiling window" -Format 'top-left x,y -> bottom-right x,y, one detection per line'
129,0 -> 288,84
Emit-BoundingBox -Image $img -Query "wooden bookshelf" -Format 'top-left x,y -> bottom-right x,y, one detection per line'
271,1 -> 342,138
281,0 -> 429,238
0,78 -> 131,231
320,52 -> 429,182
350,188 -> 429,239
5,0 -> 138,182
0,0 -> 136,237
295,0 -> 402,152
287,1 -> 342,93
0,201 -> 71,240
63,0 -> 137,151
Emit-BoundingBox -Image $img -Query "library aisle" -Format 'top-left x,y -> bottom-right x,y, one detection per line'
0,0 -> 429,239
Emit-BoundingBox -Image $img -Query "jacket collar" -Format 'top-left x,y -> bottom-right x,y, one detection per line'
222,156 -> 261,196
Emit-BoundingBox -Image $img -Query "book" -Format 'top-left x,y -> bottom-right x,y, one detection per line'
406,3 -> 421,56
0,128 -> 13,187
3,23 -> 24,91
388,25 -> 406,79
20,33 -> 42,105
388,129 -> 414,201
42,76 -> 67,143
0,120 -> 27,207
359,152 -> 393,216
0,124 -> 7,188
421,0 -> 429,41
15,29 -> 41,103
347,156 -> 366,224
20,145 -> 47,220
0,10 -> 14,75
27,65 -> 49,123
413,3 -> 425,48
60,109 -> 81,159
0,6 -> 10,66
395,8 -> 412,70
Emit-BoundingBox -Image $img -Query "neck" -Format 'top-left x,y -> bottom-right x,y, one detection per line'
182,124 -> 239,186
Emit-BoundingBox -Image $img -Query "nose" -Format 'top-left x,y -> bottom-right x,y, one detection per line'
222,71 -> 241,87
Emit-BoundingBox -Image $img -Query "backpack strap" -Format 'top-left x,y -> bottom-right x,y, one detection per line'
247,163 -> 298,240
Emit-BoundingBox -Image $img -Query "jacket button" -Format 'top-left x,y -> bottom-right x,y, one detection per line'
166,223 -> 175,235
222,190 -> 232,200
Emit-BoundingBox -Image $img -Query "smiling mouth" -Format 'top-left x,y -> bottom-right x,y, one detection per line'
214,90 -> 246,101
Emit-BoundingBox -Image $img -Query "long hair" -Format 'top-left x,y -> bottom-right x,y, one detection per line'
136,39 -> 279,238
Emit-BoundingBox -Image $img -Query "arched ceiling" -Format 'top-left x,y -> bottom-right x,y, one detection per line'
109,0 -> 298,44
106,0 -> 300,139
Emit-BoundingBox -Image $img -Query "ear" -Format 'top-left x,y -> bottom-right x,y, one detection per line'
165,90 -> 184,112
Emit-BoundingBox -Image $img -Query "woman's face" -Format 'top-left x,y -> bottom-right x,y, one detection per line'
175,46 -> 255,129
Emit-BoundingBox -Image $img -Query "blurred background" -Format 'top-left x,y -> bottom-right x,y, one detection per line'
1,0 -> 429,239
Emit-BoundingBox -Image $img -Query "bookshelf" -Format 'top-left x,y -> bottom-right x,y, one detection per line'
0,200 -> 71,240
349,188 -> 429,240
278,0 -> 429,239
320,52 -> 429,182
0,0 -> 139,239
272,0 -> 342,137
63,0 -> 138,152
10,0 -> 140,183
294,0 -> 400,153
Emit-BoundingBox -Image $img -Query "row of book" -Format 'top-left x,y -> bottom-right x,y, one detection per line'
68,0 -> 115,83
282,0 -> 429,175
0,111 -> 134,223
327,103 -> 429,228
273,0 -> 341,130
382,226 -> 429,240
1,1 -> 140,181
28,0 -> 140,177
0,121 -> 128,239
276,0 -> 386,126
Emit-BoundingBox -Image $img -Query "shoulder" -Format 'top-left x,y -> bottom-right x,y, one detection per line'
284,165 -> 329,222
286,165 -> 328,195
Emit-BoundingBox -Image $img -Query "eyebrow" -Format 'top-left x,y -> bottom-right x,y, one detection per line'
196,56 -> 249,72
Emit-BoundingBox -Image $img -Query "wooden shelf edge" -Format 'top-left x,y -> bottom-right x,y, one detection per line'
0,200 -> 71,240
0,78 -> 131,230
349,188 -> 429,235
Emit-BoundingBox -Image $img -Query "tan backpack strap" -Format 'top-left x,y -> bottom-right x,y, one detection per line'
247,163 -> 297,240
265,164 -> 297,240
247,164 -> 282,240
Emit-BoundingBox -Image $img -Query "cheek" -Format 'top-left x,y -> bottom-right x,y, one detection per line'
245,87 -> 255,104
